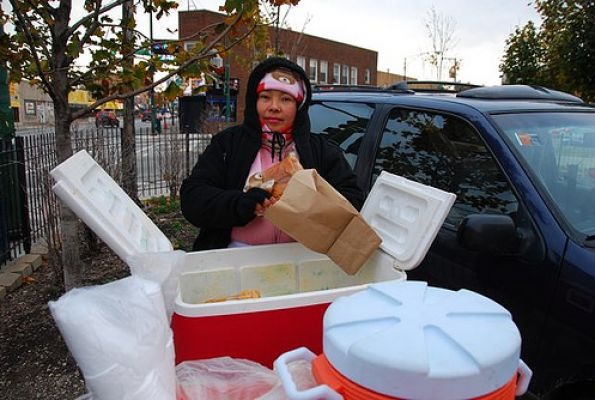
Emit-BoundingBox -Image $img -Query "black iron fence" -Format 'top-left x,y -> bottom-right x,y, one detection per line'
1,125 -> 212,266
1,137 -> 30,265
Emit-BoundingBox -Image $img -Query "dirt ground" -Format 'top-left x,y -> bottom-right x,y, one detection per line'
0,204 -> 197,399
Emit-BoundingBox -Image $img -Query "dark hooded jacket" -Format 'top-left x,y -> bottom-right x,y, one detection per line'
180,57 -> 364,250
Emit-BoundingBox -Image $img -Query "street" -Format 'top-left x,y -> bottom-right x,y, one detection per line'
15,118 -> 210,200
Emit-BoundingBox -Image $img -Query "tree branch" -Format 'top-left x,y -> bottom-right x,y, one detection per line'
9,0 -> 56,99
70,9 -> 247,90
77,0 -> 104,50
71,16 -> 256,120
67,0 -> 126,37
68,20 -> 220,88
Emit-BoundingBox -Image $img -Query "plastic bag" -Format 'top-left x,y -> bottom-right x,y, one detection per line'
176,357 -> 315,400
126,249 -> 186,321
49,276 -> 176,400
176,357 -> 280,400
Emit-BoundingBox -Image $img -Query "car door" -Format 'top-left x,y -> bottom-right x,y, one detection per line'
365,105 -> 560,393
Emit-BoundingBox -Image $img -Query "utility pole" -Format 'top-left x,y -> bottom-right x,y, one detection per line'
224,36 -> 230,122
0,25 -> 15,139
447,57 -> 460,82
403,57 -> 407,81
149,5 -> 158,134
275,5 -> 280,54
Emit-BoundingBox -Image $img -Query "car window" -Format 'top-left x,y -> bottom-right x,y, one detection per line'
493,112 -> 595,236
309,101 -> 375,169
373,108 -> 518,226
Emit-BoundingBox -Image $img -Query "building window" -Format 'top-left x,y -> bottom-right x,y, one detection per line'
24,100 -> 36,115
320,60 -> 328,84
333,63 -> 340,84
341,65 -> 349,84
364,69 -> 371,84
350,66 -> 358,85
309,58 -> 318,83
184,41 -> 197,51
297,56 -> 306,70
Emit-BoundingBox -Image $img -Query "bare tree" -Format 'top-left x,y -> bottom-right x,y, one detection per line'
424,6 -> 458,80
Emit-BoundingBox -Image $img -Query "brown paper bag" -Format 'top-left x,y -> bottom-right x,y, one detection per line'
264,169 -> 382,275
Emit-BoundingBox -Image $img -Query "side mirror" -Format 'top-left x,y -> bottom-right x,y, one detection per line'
457,214 -> 521,254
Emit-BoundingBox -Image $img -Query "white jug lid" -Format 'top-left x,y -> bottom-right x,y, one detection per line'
323,280 -> 522,400
360,172 -> 456,270
51,150 -> 173,262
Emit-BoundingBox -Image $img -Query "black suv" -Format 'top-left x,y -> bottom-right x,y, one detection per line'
310,83 -> 595,399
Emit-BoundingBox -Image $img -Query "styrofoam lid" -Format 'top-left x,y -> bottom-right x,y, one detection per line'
360,171 -> 456,270
322,280 -> 522,400
50,150 -> 173,262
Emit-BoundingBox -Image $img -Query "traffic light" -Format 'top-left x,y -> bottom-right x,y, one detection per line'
151,42 -> 180,56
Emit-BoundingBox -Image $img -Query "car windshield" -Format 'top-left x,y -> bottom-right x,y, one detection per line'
493,112 -> 595,237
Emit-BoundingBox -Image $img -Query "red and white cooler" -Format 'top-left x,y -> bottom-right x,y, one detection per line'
50,150 -> 456,368
274,280 -> 532,400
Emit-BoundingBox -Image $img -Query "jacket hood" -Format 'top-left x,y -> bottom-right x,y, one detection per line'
243,57 -> 312,134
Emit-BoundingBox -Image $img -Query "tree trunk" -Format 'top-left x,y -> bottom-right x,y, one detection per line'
122,97 -> 138,201
121,0 -> 138,202
52,3 -> 82,291
54,95 -> 82,290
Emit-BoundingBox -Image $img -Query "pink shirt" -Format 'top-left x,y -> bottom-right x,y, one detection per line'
230,147 -> 296,246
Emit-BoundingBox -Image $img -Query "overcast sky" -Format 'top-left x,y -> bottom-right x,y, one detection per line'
163,0 -> 542,86
3,0 -> 542,86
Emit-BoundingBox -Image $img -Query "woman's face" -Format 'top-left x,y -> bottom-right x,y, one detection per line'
256,90 -> 297,132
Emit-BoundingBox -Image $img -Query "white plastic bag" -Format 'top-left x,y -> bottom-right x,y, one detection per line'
49,276 -> 176,400
126,249 -> 186,321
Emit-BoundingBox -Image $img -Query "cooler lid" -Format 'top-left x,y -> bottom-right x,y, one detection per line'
50,150 -> 173,262
360,171 -> 456,270
322,280 -> 522,400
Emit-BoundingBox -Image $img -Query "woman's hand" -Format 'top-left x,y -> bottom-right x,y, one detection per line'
236,188 -> 271,224
255,196 -> 277,216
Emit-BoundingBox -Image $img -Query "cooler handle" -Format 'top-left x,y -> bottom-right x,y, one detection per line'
515,359 -> 533,396
274,347 -> 344,400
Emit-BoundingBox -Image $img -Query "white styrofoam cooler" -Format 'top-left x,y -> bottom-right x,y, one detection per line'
51,150 -> 456,367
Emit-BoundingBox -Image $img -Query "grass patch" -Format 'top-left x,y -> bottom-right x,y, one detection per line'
144,196 -> 198,251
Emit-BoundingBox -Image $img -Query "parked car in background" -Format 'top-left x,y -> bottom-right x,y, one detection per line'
309,84 -> 595,399
95,110 -> 120,128
140,110 -> 152,122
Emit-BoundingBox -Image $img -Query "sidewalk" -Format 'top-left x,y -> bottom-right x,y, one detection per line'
0,242 -> 48,302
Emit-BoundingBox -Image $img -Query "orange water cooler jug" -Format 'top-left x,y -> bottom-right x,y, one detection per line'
275,281 -> 532,400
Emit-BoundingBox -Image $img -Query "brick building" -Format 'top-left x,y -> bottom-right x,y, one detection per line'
178,10 -> 378,122
377,70 -> 412,88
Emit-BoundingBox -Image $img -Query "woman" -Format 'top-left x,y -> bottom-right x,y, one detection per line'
180,57 -> 364,251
